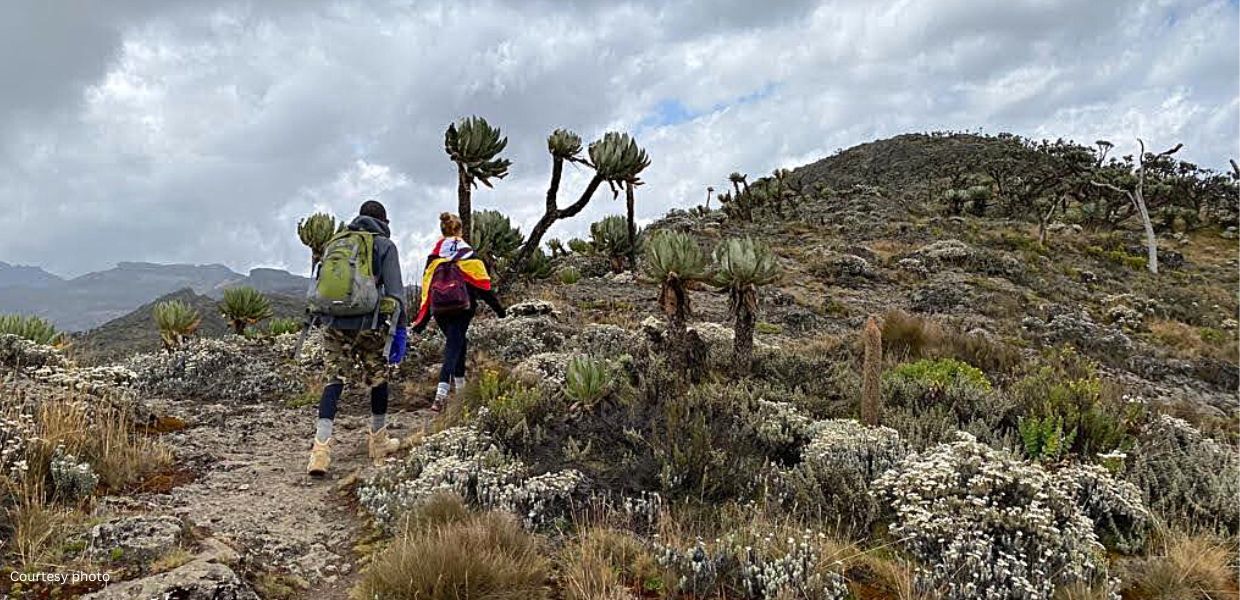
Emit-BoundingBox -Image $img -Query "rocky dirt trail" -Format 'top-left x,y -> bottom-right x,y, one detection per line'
87,391 -> 432,599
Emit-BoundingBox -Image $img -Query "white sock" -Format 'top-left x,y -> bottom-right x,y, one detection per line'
315,418 -> 333,443
452,376 -> 466,391
435,382 -> 450,400
370,413 -> 386,433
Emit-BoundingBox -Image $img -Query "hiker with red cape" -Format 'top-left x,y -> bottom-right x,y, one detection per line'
411,212 -> 506,413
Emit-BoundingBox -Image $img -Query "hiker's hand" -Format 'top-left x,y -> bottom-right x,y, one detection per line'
411,322 -> 426,335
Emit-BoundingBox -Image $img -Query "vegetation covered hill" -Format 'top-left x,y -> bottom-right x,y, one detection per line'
73,288 -> 305,364
1,130 -> 1237,599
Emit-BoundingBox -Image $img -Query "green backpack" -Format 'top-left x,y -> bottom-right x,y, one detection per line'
308,230 -> 381,317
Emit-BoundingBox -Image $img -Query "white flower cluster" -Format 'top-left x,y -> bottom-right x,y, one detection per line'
913,239 -> 973,264
748,400 -> 812,454
0,334 -> 68,371
29,364 -> 136,395
510,352 -> 573,390
50,443 -> 99,501
470,314 -> 569,362
1053,463 -> 1149,554
801,419 -> 908,482
653,530 -> 849,600
359,426 -> 588,530
127,338 -> 301,403
0,412 -> 35,478
874,433 -> 1106,599
775,419 -> 909,532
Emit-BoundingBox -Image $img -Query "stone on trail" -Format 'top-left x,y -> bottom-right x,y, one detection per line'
83,559 -> 258,600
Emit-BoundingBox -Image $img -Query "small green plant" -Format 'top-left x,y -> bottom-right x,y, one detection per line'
557,267 -> 582,285
1019,414 -> 1077,461
0,314 -> 63,345
219,286 -> 273,335
521,247 -> 553,280
564,356 -> 610,408
886,358 -> 991,392
152,300 -> 201,350
567,238 -> 592,254
475,370 -> 544,439
267,317 -> 301,336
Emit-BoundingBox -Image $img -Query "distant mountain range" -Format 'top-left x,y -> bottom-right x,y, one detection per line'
0,261 -> 310,331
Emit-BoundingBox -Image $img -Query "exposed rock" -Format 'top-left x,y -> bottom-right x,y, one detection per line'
507,300 -> 558,317
84,559 -> 258,600
88,515 -> 185,565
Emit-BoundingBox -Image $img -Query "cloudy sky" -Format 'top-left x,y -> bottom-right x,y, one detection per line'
1,0 -> 1236,278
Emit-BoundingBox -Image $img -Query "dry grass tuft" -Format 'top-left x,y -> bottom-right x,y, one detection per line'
357,505 -> 550,600
559,526 -> 665,600
1149,319 -> 1238,363
1120,532 -> 1239,600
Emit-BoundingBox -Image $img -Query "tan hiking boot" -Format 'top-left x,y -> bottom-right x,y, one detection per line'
307,438 -> 332,477
368,426 -> 401,467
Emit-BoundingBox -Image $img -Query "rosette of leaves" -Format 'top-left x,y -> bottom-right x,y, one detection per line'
153,300 -> 201,350
588,131 -> 650,183
297,212 -> 340,268
547,128 -> 584,160
521,248 -> 553,280
590,215 -> 642,273
446,116 -> 512,242
219,286 -> 274,335
0,314 -> 63,346
713,237 -> 780,374
471,209 -> 524,269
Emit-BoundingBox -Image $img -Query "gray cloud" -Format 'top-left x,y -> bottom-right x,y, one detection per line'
0,0 -> 1234,278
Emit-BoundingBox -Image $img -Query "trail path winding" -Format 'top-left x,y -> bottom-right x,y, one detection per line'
122,393 -> 430,599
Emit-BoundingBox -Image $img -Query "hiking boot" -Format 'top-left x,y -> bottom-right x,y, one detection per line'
429,395 -> 447,414
307,438 -> 332,477
368,426 -> 401,467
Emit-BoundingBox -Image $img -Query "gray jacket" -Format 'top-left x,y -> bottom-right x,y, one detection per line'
328,215 -> 406,330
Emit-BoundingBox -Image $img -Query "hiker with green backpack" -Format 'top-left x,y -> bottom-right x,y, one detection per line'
306,200 -> 406,477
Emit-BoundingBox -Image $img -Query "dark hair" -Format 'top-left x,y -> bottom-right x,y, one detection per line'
360,200 -> 388,223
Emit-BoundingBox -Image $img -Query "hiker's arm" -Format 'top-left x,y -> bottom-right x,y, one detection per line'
381,244 -> 407,327
475,287 -> 505,318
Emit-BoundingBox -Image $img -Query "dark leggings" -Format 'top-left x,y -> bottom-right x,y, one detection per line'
317,381 -> 388,420
435,312 -> 473,383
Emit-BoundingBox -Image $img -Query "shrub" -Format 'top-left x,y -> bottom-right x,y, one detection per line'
473,370 -> 550,445
564,356 -> 610,409
1123,415 -> 1240,534
886,358 -> 991,392
522,247 -> 553,279
879,310 -> 939,359
356,509 -> 550,600
128,338 -> 301,403
359,426 -> 586,530
874,433 -> 1107,599
652,383 -> 770,500
1012,348 -> 1142,459
652,517 -> 852,599
49,444 -> 99,502
0,314 -> 62,346
779,419 -> 908,536
557,266 -> 582,285
1052,463 -> 1150,554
